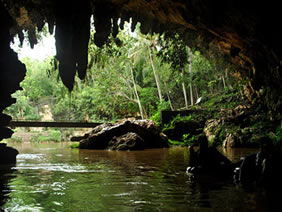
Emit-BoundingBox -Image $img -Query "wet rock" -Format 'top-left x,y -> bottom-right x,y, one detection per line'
203,104 -> 267,148
0,2 -> 26,141
109,132 -> 145,151
79,119 -> 168,150
0,143 -> 18,164
223,133 -> 241,148
204,119 -> 221,142
70,134 -> 89,142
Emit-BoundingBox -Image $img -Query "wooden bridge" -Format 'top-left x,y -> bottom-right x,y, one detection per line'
8,121 -> 101,128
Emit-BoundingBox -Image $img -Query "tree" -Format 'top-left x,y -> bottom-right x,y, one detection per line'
5,21 -> 237,123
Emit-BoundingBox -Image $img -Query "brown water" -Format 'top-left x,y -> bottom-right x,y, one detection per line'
1,142 -> 269,211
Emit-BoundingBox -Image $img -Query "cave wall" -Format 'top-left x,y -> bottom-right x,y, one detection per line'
0,0 -> 281,141
0,2 -> 26,141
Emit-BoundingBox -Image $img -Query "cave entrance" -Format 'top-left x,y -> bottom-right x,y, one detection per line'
3,20 -> 240,144
1,1 -> 281,145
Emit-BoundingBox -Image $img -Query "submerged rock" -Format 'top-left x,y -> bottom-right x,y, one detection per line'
0,143 -> 18,165
78,119 -> 168,150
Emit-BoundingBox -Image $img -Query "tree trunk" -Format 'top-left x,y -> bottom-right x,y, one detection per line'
195,86 -> 199,100
163,80 -> 174,110
222,74 -> 226,89
148,48 -> 163,102
130,68 -> 144,119
188,47 -> 194,106
181,69 -> 189,109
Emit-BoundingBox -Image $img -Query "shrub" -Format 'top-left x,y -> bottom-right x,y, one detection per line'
31,129 -> 62,142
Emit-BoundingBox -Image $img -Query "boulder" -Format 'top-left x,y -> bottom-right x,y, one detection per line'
109,132 -> 145,151
79,119 -> 168,150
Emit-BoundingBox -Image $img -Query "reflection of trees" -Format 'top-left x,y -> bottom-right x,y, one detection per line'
0,166 -> 16,208
78,147 -> 191,210
2,143 -> 270,211
78,148 -> 172,176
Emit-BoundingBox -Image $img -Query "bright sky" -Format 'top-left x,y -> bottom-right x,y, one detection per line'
10,20 -> 135,61
10,34 -> 56,61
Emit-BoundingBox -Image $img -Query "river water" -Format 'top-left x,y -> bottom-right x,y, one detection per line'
1,142 -> 269,211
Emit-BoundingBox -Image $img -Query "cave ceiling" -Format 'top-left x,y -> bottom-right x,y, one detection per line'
1,0 -> 281,94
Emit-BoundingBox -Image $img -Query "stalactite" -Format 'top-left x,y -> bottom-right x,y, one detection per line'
93,2 -> 113,47
27,27 -> 38,49
120,14 -> 130,30
0,0 -> 281,124
48,20 -> 55,35
55,1 -> 76,91
140,18 -> 151,34
112,17 -> 119,38
55,0 -> 91,90
73,1 -> 91,80
131,17 -> 138,32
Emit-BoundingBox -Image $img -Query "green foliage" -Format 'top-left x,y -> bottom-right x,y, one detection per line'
5,91 -> 41,120
150,101 -> 170,125
168,134 -> 197,146
157,33 -> 189,70
5,135 -> 23,143
268,121 -> 282,145
162,114 -> 192,131
168,139 -> 187,146
68,142 -> 80,149
183,133 -> 198,146
5,21 -> 240,144
30,130 -> 62,142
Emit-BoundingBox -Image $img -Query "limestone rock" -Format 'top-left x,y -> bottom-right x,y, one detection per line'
203,119 -> 221,142
79,119 -> 168,150
0,2 -> 26,142
223,133 -> 240,148
109,132 -> 145,151
0,143 -> 18,164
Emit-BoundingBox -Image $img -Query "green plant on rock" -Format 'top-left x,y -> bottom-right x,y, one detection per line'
168,139 -> 187,146
162,114 -> 190,131
269,121 -> 282,145
68,142 -> 80,149
183,133 -> 198,146
150,101 -> 170,126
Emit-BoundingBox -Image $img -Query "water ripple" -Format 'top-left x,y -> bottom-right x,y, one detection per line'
14,163 -> 92,173
17,154 -> 45,160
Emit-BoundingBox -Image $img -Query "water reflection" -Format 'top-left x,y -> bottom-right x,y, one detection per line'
1,143 -> 270,211
0,165 -> 16,208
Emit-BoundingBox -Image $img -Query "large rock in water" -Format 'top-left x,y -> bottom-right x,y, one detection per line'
79,119 -> 168,150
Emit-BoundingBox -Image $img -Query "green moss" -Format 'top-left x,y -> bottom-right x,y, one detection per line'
168,139 -> 188,146
68,142 -> 80,148
162,114 -> 192,131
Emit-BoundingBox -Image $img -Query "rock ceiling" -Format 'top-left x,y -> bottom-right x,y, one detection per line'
1,0 -> 281,107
